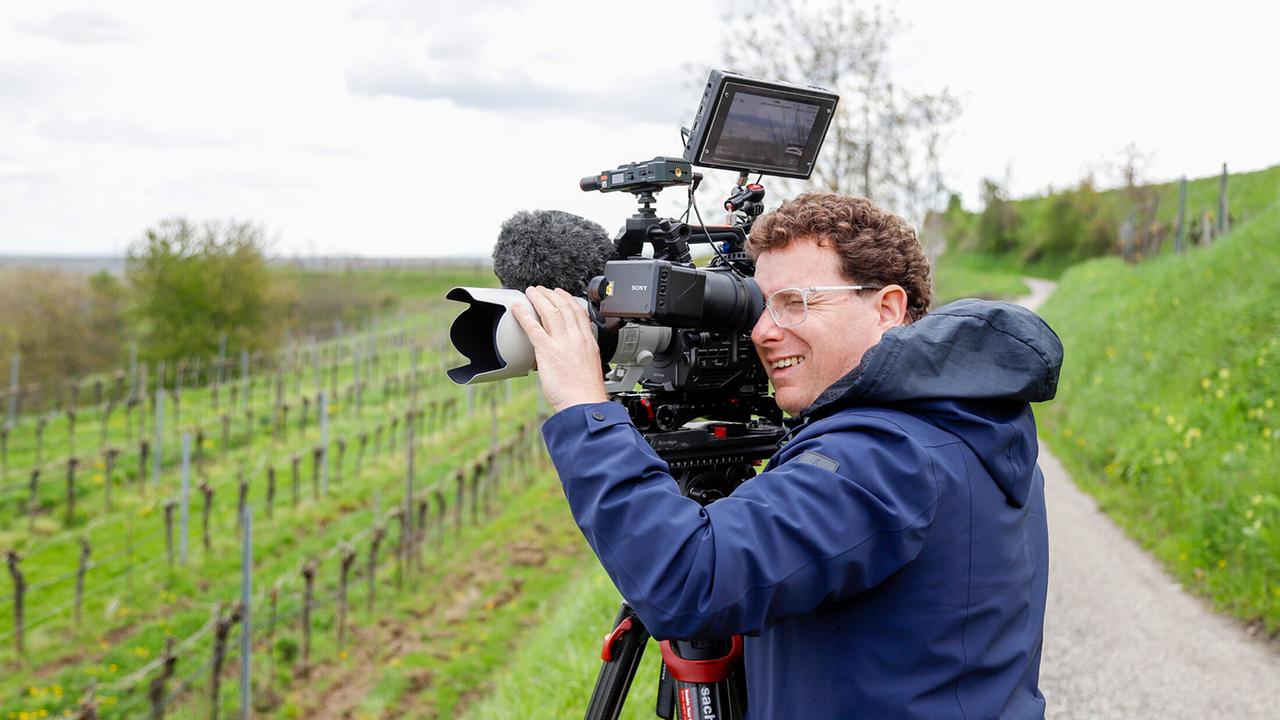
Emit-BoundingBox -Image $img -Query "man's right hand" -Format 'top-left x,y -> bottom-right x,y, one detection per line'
509,286 -> 609,413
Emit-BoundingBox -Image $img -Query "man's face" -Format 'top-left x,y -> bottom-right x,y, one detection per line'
751,236 -> 894,415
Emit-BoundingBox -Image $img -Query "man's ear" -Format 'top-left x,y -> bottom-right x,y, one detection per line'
876,285 -> 909,328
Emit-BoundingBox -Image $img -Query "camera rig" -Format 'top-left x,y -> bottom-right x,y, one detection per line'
579,69 -> 838,476
575,71 -> 837,720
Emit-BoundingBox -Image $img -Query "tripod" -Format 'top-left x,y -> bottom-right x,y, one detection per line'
581,429 -> 784,720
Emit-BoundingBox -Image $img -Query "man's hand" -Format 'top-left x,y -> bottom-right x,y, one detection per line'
510,286 -> 609,413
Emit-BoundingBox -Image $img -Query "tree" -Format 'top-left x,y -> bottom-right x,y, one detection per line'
127,218 -> 283,365
720,0 -> 960,228
973,178 -> 1020,255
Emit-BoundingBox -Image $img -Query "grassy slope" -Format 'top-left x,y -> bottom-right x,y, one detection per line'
1037,204 -> 1280,631
947,163 -> 1280,280
1070,163 -> 1280,230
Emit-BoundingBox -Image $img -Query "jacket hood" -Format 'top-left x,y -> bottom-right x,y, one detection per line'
801,299 -> 1063,506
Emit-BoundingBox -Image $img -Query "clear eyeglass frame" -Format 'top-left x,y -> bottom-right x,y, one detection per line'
764,285 -> 883,328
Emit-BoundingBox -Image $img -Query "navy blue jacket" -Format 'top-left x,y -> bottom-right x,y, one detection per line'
542,299 -> 1063,719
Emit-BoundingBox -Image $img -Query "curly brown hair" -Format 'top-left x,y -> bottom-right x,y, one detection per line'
746,193 -> 933,322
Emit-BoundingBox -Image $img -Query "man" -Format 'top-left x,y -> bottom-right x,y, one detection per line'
512,193 -> 1062,718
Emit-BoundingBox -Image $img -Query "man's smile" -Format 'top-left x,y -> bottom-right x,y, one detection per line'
769,355 -> 807,370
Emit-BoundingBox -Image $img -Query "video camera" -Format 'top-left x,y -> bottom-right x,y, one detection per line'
447,69 -> 837,476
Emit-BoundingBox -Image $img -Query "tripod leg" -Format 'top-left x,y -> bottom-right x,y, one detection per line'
656,662 -> 675,719
585,603 -> 651,720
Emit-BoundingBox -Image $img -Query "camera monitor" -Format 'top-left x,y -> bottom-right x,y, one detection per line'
682,70 -> 838,180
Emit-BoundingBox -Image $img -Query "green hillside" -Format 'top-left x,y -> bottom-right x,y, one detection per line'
1037,203 -> 1280,630
942,163 -> 1280,278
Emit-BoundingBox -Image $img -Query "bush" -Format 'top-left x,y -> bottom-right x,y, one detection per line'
1024,180 -> 1118,263
127,218 -> 286,365
0,268 -> 127,390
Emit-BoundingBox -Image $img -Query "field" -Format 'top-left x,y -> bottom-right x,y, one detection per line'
0,265 -> 617,717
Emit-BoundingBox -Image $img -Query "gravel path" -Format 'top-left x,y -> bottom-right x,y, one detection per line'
1015,280 -> 1280,719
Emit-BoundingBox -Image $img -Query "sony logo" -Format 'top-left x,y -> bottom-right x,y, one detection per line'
631,285 -> 648,292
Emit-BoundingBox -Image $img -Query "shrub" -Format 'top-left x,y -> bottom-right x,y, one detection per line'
127,218 -> 286,365
0,268 -> 127,390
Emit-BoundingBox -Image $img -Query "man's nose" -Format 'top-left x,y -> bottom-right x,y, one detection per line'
751,308 -> 784,346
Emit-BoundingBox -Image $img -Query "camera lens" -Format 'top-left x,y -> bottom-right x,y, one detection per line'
700,272 -> 764,332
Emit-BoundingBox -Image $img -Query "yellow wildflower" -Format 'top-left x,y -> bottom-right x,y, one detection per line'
1183,427 -> 1202,448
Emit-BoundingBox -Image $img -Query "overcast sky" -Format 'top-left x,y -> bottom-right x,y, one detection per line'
2,0 -> 1276,257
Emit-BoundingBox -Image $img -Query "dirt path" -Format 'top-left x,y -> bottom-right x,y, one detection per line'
1015,280 -> 1280,719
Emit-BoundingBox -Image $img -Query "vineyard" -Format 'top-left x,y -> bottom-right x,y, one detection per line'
0,270 -> 582,718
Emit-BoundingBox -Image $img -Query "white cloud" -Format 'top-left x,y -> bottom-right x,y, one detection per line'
14,8 -> 139,45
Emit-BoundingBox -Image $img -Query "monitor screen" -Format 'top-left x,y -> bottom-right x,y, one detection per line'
708,91 -> 822,174
690,78 -> 836,179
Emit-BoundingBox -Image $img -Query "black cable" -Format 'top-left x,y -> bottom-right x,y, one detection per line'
691,197 -> 735,272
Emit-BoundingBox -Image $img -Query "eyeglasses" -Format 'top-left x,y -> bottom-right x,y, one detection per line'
764,285 -> 883,328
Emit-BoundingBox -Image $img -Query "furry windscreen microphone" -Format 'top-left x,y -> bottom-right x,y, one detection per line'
492,210 -> 613,296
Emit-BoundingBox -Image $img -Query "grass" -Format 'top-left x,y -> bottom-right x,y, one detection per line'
931,252 -> 1032,306
1037,203 -> 1280,632
225,446 -> 594,720
463,563 -> 667,720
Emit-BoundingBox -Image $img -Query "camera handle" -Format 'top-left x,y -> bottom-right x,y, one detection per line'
724,171 -> 767,233
612,188 -> 694,264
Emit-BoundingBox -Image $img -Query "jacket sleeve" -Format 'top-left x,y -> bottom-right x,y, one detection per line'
541,401 -> 941,640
